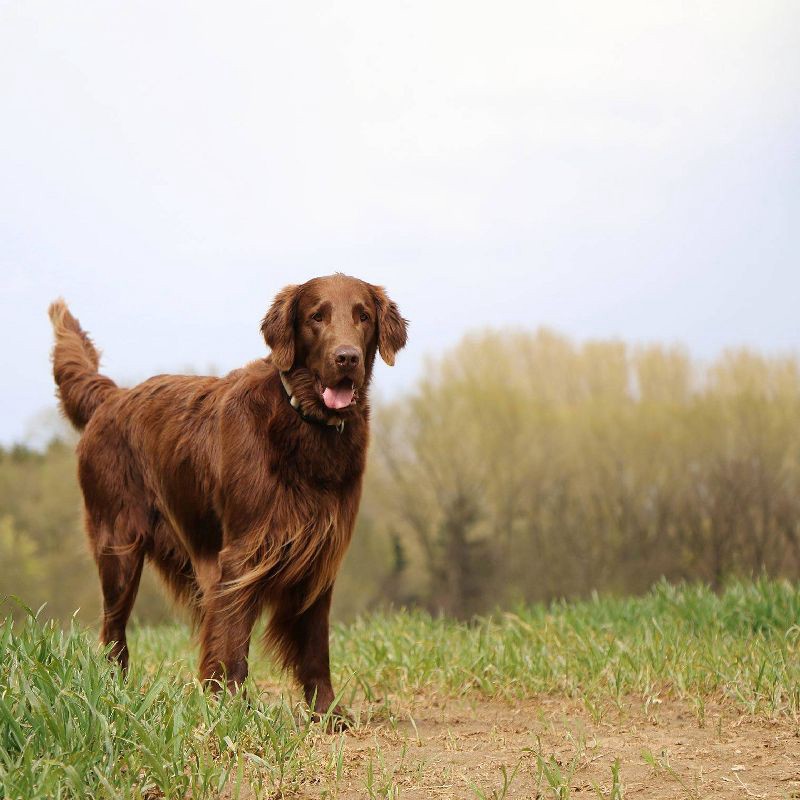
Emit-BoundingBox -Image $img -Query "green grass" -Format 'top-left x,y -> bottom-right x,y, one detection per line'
2,578 -> 799,799
332,576 -> 800,711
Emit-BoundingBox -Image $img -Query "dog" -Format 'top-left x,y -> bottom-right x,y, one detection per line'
48,273 -> 407,724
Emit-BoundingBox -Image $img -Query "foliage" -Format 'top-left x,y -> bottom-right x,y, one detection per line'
0,440 -> 170,623
365,330 -> 800,615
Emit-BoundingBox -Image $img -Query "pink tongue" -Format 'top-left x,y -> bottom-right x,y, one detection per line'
322,384 -> 354,410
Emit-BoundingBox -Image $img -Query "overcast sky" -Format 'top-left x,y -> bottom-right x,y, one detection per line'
2,1 -> 799,446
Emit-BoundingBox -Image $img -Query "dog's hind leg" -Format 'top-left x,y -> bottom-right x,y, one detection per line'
79,422 -> 151,672
90,509 -> 147,672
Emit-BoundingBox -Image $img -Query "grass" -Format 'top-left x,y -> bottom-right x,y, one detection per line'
1,578 -> 799,798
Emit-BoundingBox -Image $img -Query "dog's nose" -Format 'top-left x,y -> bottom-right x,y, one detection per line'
334,346 -> 361,368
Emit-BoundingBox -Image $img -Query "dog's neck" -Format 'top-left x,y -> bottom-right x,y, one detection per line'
279,371 -> 346,434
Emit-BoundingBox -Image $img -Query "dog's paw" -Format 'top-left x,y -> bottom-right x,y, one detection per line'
312,704 -> 354,733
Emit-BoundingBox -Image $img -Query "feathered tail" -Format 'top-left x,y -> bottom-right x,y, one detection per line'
48,299 -> 118,430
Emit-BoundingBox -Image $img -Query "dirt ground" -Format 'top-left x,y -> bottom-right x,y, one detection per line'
320,694 -> 800,799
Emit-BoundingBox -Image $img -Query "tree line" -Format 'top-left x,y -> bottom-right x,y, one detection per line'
2,328 -> 799,623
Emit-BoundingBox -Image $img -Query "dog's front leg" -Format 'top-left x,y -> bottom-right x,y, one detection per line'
267,583 -> 351,729
198,546 -> 260,692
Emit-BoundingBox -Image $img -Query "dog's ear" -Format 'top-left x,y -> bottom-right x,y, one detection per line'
261,284 -> 300,372
369,285 -> 408,366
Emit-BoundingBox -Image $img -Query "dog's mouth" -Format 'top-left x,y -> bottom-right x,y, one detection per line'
320,378 -> 355,410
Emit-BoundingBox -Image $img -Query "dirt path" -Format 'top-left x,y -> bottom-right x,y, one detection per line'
323,694 -> 800,799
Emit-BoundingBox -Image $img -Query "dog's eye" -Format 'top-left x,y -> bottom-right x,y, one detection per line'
311,311 -> 323,323
360,312 -> 369,322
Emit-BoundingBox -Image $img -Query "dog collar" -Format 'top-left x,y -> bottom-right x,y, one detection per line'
279,371 -> 346,434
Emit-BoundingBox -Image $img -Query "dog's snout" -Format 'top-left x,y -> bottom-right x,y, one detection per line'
334,346 -> 361,369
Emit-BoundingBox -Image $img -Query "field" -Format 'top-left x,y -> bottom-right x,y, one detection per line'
2,580 -> 800,799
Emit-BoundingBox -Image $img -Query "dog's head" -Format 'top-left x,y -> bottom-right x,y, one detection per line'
262,274 -> 407,415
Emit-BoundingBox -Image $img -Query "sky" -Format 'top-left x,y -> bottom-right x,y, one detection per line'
1,1 -> 799,446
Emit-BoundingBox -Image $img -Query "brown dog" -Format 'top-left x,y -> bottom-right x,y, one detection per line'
48,274 -> 407,722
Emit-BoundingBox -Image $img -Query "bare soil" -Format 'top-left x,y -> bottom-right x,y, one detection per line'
323,694 -> 800,799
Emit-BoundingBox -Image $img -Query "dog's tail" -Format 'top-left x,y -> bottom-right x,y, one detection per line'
48,299 -> 118,430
